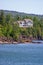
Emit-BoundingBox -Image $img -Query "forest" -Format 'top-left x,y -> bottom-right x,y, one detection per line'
0,10 -> 43,42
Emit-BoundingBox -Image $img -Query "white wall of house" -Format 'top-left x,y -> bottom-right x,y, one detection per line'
17,19 -> 33,27
19,21 -> 24,27
27,22 -> 33,27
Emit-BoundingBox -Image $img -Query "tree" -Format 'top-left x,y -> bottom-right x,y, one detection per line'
14,15 -> 21,21
0,10 -> 5,25
6,14 -> 12,24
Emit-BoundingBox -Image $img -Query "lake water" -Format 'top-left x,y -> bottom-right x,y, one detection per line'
0,43 -> 43,65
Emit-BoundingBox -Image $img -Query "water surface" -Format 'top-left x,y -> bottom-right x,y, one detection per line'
0,43 -> 43,65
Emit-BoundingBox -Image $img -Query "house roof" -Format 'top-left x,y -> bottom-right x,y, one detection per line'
24,19 -> 33,23
17,21 -> 24,23
17,19 -> 33,23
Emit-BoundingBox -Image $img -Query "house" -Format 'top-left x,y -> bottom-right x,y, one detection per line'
17,19 -> 33,27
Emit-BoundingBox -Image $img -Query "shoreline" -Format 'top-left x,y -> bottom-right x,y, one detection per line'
0,41 -> 18,44
0,41 -> 32,44
0,40 -> 43,44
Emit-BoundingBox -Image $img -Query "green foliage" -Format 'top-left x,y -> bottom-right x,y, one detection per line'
0,10 -> 5,25
0,10 -> 43,41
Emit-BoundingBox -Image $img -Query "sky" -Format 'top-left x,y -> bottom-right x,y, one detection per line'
0,0 -> 43,15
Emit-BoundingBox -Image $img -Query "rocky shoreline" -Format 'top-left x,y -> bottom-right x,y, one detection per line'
0,40 -> 43,44
0,36 -> 43,44
0,39 -> 32,44
0,36 -> 32,44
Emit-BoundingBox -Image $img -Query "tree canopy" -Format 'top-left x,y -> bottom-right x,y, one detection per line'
0,10 -> 43,42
